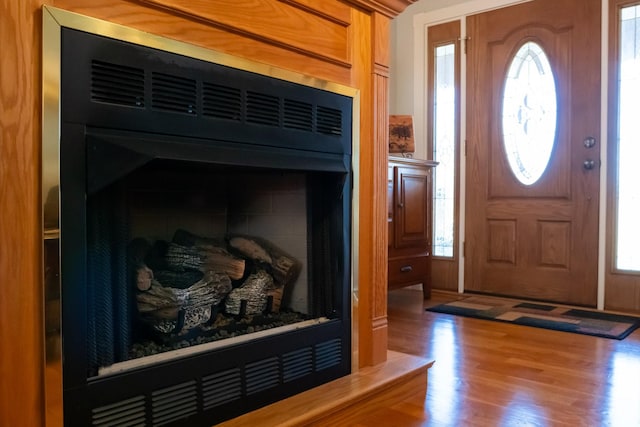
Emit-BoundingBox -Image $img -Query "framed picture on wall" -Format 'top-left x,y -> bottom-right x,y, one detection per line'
389,115 -> 415,156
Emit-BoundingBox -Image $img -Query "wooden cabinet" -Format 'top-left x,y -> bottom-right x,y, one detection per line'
388,157 -> 437,298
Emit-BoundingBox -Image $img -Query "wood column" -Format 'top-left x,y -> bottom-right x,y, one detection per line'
0,1 -> 47,426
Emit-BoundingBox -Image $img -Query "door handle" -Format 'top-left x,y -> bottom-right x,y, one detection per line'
583,136 -> 596,148
583,159 -> 596,170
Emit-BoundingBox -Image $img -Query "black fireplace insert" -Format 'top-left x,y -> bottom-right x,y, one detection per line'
58,28 -> 352,426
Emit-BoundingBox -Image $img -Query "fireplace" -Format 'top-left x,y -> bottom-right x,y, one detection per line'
45,22 -> 354,426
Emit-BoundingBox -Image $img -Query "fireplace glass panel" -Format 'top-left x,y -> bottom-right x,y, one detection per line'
86,159 -> 346,377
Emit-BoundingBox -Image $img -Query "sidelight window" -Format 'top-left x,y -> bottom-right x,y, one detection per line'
615,5 -> 640,271
433,43 -> 456,258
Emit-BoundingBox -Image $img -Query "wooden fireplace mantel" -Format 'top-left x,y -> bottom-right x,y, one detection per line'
0,0 -> 425,425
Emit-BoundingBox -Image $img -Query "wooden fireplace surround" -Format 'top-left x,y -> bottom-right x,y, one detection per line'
0,0 -> 422,425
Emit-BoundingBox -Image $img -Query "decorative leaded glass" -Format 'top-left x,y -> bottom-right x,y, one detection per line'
502,41 -> 557,186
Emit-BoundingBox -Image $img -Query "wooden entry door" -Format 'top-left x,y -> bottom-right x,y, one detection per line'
465,0 -> 601,306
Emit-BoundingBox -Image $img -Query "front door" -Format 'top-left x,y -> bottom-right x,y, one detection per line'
465,0 -> 601,306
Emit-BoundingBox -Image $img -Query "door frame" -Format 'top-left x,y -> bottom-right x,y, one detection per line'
409,0 -> 609,309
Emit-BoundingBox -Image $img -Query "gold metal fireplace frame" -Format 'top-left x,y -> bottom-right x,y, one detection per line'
42,6 -> 361,425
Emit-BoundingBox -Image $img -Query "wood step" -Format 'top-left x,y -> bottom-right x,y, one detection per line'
218,350 -> 434,427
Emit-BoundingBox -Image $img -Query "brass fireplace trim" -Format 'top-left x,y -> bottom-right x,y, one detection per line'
42,5 -> 360,425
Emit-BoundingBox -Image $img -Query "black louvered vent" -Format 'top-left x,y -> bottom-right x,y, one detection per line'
202,368 -> 242,410
246,92 -> 280,126
91,60 -> 144,108
316,106 -> 343,136
283,99 -> 313,131
202,83 -> 242,121
91,395 -> 146,427
151,380 -> 198,426
315,338 -> 342,371
152,72 -> 197,115
282,347 -> 313,383
245,357 -> 280,395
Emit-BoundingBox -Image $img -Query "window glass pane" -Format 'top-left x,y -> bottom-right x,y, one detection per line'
502,41 -> 557,186
433,43 -> 456,258
616,5 -> 640,271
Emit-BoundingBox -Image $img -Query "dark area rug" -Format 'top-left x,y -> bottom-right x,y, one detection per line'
426,296 -> 640,340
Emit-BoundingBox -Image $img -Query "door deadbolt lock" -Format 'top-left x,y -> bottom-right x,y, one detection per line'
584,136 -> 596,148
583,159 -> 596,170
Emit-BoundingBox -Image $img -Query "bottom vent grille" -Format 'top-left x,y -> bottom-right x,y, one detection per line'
245,357 -> 280,395
315,338 -> 342,371
151,381 -> 198,426
91,395 -> 146,427
282,347 -> 313,383
202,368 -> 242,409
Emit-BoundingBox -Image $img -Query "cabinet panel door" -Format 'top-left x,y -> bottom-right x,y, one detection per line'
394,166 -> 430,249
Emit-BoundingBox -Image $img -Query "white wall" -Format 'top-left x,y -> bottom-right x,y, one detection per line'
390,0 -> 470,160
390,0 -> 531,160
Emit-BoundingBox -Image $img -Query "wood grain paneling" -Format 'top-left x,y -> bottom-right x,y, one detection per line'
52,0 -> 351,85
345,0 -> 416,18
538,220 -> 570,268
275,0 -> 351,25
487,219 -> 516,264
134,0 -> 351,66
0,1 -> 46,426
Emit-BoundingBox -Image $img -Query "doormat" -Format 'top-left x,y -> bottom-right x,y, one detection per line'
426,296 -> 640,340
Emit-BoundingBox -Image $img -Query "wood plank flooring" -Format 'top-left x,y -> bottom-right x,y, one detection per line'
355,289 -> 640,426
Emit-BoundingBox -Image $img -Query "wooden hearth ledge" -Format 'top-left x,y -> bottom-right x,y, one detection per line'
219,351 -> 434,426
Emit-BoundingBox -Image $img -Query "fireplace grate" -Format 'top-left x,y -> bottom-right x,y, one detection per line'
91,395 -> 146,427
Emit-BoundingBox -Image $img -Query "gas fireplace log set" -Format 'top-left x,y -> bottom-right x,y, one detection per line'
131,229 -> 302,337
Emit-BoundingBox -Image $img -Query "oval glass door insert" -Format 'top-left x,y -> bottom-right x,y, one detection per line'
502,41 -> 557,185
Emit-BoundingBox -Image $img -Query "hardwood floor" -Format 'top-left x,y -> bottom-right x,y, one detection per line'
356,289 -> 640,426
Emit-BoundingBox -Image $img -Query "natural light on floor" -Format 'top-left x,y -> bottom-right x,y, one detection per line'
616,5 -> 640,271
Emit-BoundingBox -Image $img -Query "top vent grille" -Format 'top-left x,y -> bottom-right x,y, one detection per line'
152,72 -> 197,115
91,60 -> 144,108
203,83 -> 242,121
84,56 -> 349,149
317,106 -> 343,136
283,99 -> 313,131
246,91 -> 280,126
